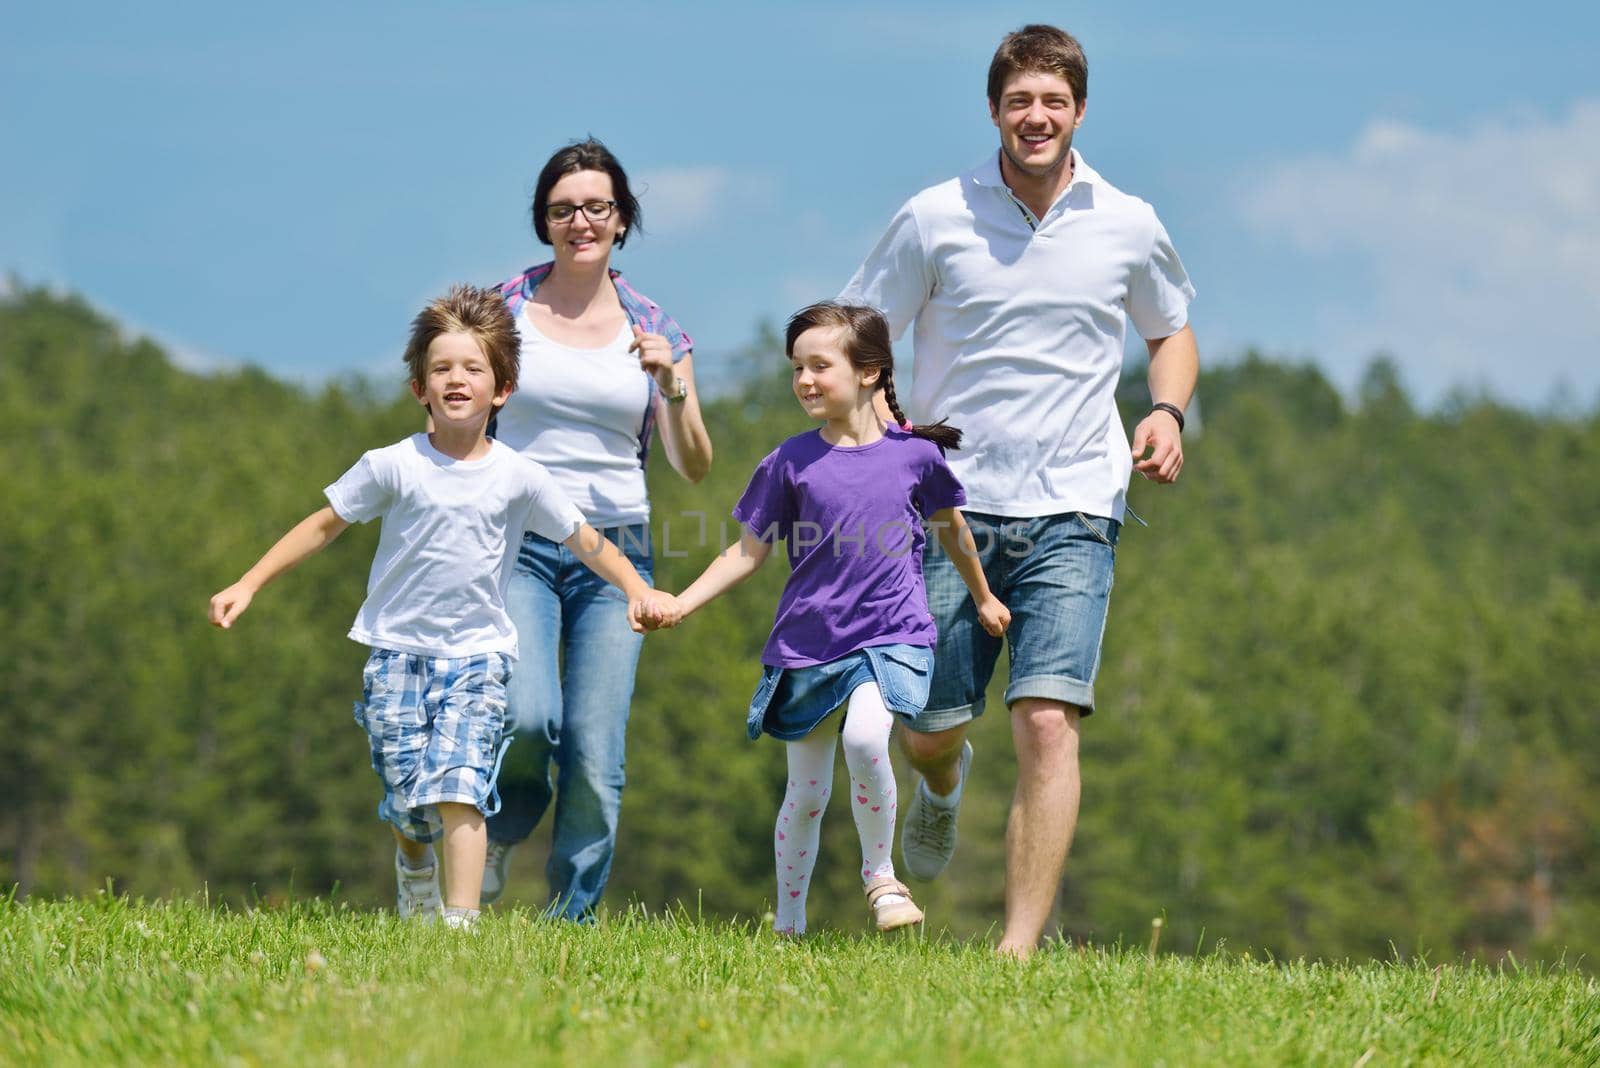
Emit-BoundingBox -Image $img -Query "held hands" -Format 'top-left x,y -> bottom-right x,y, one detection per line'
976,595 -> 1011,638
208,582 -> 255,629
1131,409 -> 1184,483
629,325 -> 675,390
631,590 -> 686,632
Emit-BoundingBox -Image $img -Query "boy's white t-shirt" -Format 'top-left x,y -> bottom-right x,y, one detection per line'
324,433 -> 585,660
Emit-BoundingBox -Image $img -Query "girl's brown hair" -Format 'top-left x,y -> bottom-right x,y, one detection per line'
784,301 -> 961,451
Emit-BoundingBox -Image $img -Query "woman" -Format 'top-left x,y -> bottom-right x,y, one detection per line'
484,139 -> 712,918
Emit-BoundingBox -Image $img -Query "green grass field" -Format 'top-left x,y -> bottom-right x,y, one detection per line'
3,896 -> 1597,1066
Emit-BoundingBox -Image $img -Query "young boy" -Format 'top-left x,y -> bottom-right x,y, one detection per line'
208,284 -> 671,927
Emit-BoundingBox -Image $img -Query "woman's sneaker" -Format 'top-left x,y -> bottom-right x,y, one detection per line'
480,840 -> 514,905
900,741 -> 972,880
395,850 -> 441,921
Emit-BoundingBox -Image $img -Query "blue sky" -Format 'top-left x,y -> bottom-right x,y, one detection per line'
5,1 -> 1597,407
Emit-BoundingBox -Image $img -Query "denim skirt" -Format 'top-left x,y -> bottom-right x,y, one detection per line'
745,643 -> 934,741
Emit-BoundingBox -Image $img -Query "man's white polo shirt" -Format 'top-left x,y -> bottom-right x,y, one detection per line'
841,149 -> 1195,521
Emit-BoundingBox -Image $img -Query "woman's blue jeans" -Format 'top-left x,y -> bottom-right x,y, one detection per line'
487,523 -> 652,920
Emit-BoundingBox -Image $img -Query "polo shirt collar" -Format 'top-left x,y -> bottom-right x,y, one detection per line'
970,148 -> 1097,210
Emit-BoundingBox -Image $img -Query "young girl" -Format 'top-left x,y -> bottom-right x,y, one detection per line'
643,301 -> 1008,934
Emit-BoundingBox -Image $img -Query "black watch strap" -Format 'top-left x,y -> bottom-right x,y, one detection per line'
1150,401 -> 1185,433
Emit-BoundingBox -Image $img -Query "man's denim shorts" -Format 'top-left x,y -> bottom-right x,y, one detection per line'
352,648 -> 514,843
915,510 -> 1119,733
745,644 -> 933,741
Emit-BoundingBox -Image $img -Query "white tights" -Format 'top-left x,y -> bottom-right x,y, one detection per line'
773,682 -> 900,935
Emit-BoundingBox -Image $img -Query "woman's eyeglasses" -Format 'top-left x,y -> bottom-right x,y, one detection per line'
545,200 -> 618,224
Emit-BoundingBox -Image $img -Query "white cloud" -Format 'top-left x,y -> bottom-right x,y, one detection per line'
636,166 -> 730,232
0,277 -> 242,374
1241,100 -> 1600,404
782,273 -> 834,308
635,166 -> 778,236
125,321 -> 244,377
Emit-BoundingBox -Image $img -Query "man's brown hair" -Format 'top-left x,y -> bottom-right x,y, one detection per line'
402,284 -> 521,395
987,24 -> 1088,108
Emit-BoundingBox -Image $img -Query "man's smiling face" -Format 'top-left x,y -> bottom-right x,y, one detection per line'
990,70 -> 1085,182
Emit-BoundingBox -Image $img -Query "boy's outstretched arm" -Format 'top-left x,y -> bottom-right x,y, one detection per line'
660,527 -> 774,627
564,523 -> 659,633
209,506 -> 351,628
929,507 -> 1010,637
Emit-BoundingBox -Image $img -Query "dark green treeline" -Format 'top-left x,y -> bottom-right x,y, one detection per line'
3,287 -> 1598,964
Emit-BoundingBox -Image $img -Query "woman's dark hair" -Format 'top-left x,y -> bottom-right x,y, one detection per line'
530,138 -> 642,248
784,301 -> 962,451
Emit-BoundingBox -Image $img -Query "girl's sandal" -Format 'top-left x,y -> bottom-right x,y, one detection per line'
865,876 -> 925,932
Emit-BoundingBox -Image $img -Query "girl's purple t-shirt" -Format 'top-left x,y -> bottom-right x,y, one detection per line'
733,427 -> 966,667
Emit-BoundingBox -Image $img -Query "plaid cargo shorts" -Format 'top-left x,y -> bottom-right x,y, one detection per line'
352,648 -> 513,843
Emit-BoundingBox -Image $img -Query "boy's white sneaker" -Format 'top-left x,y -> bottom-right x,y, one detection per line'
481,840 -> 514,905
395,850 -> 442,921
901,740 -> 972,880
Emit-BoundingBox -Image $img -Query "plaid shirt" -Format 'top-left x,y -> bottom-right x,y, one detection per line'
494,261 -> 694,468
496,262 -> 694,359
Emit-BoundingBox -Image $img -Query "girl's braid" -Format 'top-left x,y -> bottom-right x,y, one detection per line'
881,366 -> 910,427
881,365 -> 963,450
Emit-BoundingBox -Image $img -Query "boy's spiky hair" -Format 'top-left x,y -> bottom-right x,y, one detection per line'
402,285 -> 520,394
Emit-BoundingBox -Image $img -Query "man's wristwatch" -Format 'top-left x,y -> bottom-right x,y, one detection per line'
662,376 -> 688,405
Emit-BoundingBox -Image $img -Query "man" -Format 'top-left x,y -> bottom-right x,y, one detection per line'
840,23 -> 1198,956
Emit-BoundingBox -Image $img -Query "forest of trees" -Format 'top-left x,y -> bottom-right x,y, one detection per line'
3,285 -> 1597,964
